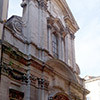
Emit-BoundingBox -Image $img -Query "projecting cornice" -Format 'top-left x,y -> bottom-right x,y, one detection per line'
85,76 -> 100,83
54,0 -> 79,33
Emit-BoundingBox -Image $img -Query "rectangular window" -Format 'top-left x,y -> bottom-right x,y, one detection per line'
9,89 -> 24,100
52,33 -> 58,58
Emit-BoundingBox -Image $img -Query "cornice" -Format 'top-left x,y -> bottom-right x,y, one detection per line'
85,76 -> 100,83
54,0 -> 79,33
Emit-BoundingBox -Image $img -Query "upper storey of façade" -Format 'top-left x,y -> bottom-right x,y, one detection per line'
4,0 -> 80,73
47,0 -> 79,33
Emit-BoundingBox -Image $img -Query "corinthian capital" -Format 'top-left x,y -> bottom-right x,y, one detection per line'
38,0 -> 47,10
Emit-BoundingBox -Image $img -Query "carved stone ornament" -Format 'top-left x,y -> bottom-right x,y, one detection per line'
37,78 -> 49,89
5,15 -> 27,42
1,64 -> 28,83
38,0 -> 47,10
6,16 -> 22,34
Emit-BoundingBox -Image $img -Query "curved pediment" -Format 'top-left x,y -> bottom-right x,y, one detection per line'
46,59 -> 78,83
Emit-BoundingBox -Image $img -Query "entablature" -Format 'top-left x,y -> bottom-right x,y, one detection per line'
47,17 -> 67,38
64,15 -> 79,34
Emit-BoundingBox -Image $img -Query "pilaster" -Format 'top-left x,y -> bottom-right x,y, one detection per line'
0,75 -> 10,100
70,34 -> 76,71
0,0 -> 9,39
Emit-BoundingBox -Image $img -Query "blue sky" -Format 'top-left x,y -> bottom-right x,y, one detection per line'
8,0 -> 100,77
67,0 -> 100,77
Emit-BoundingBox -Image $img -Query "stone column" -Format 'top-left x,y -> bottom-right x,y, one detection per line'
65,32 -> 76,69
0,0 -> 9,59
25,67 -> 31,100
0,0 -> 9,95
70,34 -> 76,71
24,53 -> 31,100
37,78 -> 43,100
37,77 -> 49,100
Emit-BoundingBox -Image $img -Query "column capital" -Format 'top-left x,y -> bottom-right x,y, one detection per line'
37,78 -> 49,90
70,34 -> 75,39
38,0 -> 47,10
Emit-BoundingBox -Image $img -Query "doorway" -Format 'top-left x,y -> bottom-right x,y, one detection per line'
53,93 -> 69,100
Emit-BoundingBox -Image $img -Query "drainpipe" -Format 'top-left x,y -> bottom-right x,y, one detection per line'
26,59 -> 31,100
22,0 -> 31,100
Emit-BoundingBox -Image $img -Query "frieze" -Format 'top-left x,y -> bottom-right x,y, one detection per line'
27,74 -> 49,89
30,74 -> 37,85
1,63 -> 49,89
1,64 -> 28,83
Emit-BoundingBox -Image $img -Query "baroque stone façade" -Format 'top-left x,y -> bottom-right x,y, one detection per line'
0,0 -> 89,100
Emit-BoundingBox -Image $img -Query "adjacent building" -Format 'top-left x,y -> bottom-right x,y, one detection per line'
0,0 -> 89,100
85,76 -> 100,100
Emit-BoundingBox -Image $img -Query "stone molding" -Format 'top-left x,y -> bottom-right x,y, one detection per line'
1,63 -> 28,83
1,63 -> 49,90
38,0 -> 47,10
47,17 -> 67,37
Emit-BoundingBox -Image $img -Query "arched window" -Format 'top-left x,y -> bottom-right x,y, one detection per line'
52,33 -> 58,58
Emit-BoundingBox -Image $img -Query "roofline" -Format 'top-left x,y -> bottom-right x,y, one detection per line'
59,0 -> 79,31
